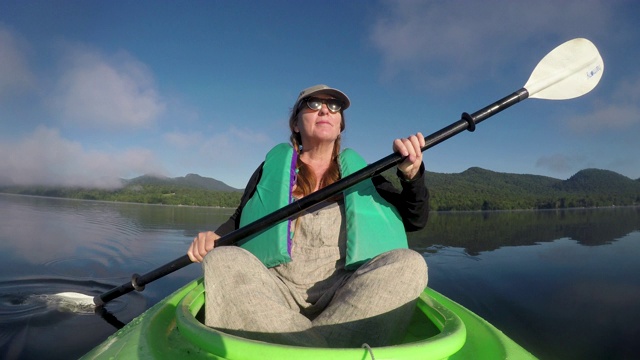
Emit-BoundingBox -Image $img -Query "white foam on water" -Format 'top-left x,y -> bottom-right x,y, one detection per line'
34,292 -> 96,314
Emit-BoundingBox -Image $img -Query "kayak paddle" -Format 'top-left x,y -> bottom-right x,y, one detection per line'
53,37 -> 603,309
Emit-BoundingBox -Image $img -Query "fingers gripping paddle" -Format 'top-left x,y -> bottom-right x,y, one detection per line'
55,38 -> 603,310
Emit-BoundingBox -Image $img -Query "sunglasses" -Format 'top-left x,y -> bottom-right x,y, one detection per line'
301,97 -> 344,113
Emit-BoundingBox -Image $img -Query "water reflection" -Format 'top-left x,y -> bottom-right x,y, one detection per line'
418,214 -> 640,360
1,194 -> 639,360
0,194 -> 218,360
410,207 -> 640,254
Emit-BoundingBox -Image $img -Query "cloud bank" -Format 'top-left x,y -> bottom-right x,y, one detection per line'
535,153 -> 589,175
0,27 -> 168,188
564,76 -> 640,134
0,25 -> 35,99
50,46 -> 166,129
162,126 -> 273,187
0,127 -> 164,188
370,0 -> 611,89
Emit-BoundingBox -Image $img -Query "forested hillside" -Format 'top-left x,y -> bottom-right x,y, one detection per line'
424,168 -> 640,211
125,173 -> 238,192
2,168 -> 639,211
0,174 -> 243,208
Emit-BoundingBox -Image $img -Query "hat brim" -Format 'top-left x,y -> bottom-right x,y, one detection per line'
295,85 -> 351,111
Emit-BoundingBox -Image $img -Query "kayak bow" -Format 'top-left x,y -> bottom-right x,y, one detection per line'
82,278 -> 536,360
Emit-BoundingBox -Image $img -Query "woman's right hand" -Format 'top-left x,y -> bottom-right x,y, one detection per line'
187,231 -> 220,263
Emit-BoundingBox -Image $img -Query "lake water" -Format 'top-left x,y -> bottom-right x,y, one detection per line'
0,193 -> 638,359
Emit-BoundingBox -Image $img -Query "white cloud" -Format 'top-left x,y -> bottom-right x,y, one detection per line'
564,76 -> 640,134
166,126 -> 272,164
564,104 -> 639,134
0,126 -> 165,188
164,131 -> 205,149
163,126 -> 274,187
0,25 -> 35,99
370,0 -> 611,89
535,153 -> 587,175
200,126 -> 272,160
50,46 -> 165,129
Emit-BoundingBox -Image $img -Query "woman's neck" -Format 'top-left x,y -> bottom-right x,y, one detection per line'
301,151 -> 330,187
300,141 -> 335,162
295,143 -> 336,196
300,147 -> 332,165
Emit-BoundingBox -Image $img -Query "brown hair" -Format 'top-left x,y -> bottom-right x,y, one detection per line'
288,103 -> 345,197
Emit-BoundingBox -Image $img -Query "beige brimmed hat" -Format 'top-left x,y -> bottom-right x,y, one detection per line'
294,84 -> 351,111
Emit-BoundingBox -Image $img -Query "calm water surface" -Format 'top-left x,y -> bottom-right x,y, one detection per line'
1,194 -> 639,359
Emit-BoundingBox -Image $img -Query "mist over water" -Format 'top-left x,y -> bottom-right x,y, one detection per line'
0,193 -> 638,359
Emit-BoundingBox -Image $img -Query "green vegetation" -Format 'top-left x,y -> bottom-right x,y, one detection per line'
1,168 -> 639,211
423,167 -> 640,211
408,206 -> 640,255
0,184 -> 243,207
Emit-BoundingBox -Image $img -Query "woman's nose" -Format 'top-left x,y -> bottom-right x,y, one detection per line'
318,103 -> 330,114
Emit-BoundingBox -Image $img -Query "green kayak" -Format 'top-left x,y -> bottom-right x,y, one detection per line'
82,278 -> 536,359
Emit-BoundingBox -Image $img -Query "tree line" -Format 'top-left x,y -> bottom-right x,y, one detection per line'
0,184 -> 243,208
424,167 -> 640,211
2,167 -> 639,211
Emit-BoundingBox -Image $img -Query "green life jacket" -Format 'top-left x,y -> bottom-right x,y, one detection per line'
238,143 -> 408,270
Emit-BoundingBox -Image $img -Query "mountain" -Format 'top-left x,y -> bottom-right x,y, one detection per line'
0,173 -> 243,207
423,167 -> 640,211
125,173 -> 242,192
555,168 -> 638,194
2,169 -> 638,210
426,167 -> 561,195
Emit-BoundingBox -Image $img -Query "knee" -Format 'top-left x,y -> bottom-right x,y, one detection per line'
381,249 -> 428,290
360,249 -> 428,293
202,246 -> 261,274
382,248 -> 427,269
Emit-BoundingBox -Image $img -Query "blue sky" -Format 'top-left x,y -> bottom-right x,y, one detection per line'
1,0 -> 638,189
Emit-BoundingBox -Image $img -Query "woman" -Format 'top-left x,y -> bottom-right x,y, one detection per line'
187,84 -> 429,348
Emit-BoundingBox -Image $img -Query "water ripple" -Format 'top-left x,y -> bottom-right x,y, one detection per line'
0,277 -> 136,324
43,257 -> 155,280
0,276 -> 148,359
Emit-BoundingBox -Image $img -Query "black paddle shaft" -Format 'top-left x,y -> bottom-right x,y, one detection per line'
93,87 -> 530,307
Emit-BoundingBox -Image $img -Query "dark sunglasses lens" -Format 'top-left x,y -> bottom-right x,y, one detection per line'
326,100 -> 342,112
306,98 -> 322,110
306,98 -> 342,112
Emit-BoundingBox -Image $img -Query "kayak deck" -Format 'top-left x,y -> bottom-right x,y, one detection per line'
82,278 -> 536,359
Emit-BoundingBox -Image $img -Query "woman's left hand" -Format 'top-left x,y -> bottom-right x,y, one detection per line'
393,132 -> 425,180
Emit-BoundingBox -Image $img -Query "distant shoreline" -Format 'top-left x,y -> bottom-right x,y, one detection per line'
2,167 -> 639,211
0,192 -> 237,210
3,191 -> 636,213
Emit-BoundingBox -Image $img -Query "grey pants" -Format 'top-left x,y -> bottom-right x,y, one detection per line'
203,246 -> 428,348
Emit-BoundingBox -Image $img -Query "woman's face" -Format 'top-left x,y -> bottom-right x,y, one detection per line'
294,94 -> 343,147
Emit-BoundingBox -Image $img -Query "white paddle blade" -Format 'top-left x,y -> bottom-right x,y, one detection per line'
525,38 -> 603,100
46,292 -> 96,313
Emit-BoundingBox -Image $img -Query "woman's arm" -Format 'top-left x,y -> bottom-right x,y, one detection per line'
213,164 -> 263,236
187,163 -> 264,262
373,132 -> 429,231
372,164 -> 429,231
